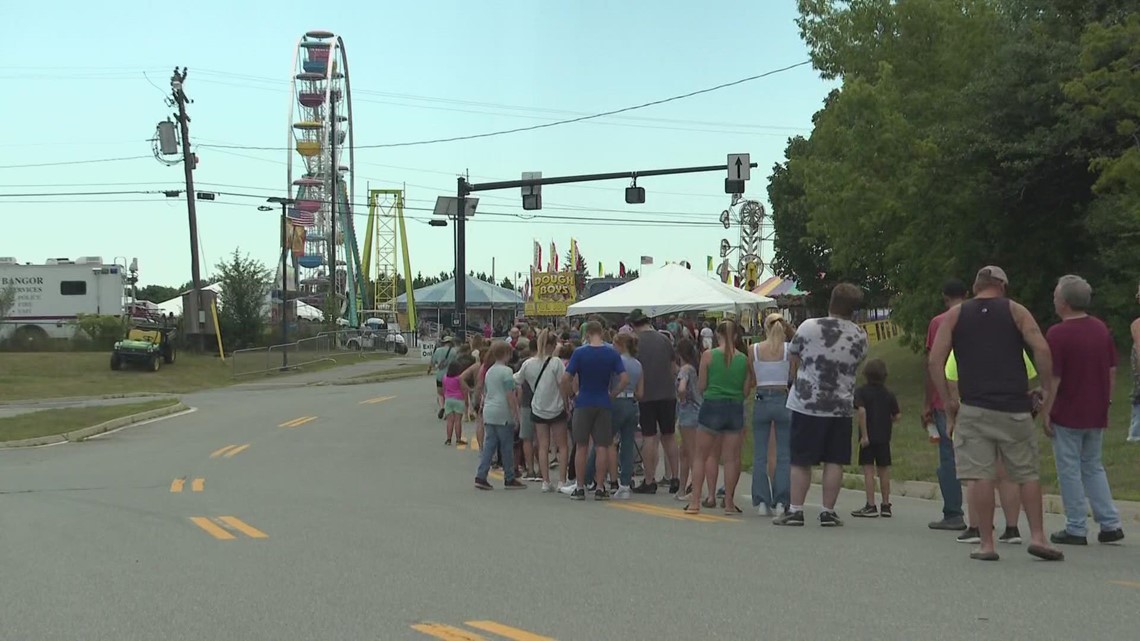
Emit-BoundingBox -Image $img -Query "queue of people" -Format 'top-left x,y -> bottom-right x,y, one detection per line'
426,265 -> 1131,562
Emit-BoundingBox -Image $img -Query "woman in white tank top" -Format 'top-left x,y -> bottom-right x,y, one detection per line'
748,313 -> 795,516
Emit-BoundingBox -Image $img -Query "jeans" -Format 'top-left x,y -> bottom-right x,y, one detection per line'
1051,424 -> 1121,537
933,410 -> 963,518
1129,404 -> 1140,441
477,423 -> 516,483
585,399 -> 636,486
751,390 -> 791,508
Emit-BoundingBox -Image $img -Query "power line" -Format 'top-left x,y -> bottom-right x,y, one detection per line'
197,61 -> 811,151
0,155 -> 152,169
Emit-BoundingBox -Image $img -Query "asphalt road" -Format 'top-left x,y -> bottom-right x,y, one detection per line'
2,374 -> 1138,641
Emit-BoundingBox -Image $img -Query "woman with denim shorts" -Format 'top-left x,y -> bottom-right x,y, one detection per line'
673,338 -> 702,502
749,313 -> 794,516
684,320 -> 753,515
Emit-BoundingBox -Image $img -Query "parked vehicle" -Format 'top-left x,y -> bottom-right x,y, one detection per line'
111,320 -> 177,372
345,316 -> 407,354
0,256 -> 128,345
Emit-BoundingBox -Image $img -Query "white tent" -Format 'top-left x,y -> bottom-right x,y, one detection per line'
566,263 -> 773,317
154,283 -> 322,321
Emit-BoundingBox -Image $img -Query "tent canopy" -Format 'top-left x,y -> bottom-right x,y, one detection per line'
396,275 -> 523,309
155,283 -> 322,320
566,264 -> 772,317
753,275 -> 804,298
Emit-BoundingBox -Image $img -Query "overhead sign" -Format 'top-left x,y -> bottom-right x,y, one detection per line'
524,271 -> 576,316
727,153 -> 751,181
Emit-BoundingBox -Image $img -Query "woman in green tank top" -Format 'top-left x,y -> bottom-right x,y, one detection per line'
684,320 -> 753,516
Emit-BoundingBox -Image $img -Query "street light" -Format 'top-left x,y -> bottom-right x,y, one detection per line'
267,196 -> 296,369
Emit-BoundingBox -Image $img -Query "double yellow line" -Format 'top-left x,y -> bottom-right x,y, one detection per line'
210,443 -> 250,458
170,477 -> 205,493
608,501 -> 738,523
412,620 -> 554,641
189,516 -> 268,541
279,416 -> 317,428
358,395 -> 396,405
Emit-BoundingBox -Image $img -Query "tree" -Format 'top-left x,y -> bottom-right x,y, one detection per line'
135,284 -> 180,303
214,250 -> 272,350
0,284 -> 15,321
499,276 -> 514,291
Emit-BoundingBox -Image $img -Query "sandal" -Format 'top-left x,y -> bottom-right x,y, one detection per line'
970,550 -> 1000,561
682,505 -> 701,515
1028,544 -> 1064,561
702,497 -> 716,509
724,505 -> 742,515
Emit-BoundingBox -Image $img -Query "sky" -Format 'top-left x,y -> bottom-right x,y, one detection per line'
2,1 -> 832,290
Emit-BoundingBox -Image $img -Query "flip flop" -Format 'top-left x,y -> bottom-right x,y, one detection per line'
969,550 -> 1000,561
702,498 -> 716,509
1028,544 -> 1065,561
682,505 -> 701,515
724,505 -> 742,515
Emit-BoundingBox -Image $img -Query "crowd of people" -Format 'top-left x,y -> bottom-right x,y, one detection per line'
426,265 -> 1133,561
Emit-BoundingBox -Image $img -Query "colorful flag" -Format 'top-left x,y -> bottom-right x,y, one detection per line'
550,241 -> 558,272
640,255 -> 653,265
598,261 -> 603,276
571,238 -> 579,273
706,255 -> 713,272
287,207 -> 315,227
533,240 -> 542,271
619,262 -> 626,278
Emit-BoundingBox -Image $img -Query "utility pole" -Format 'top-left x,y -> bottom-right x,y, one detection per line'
328,96 -> 338,328
456,176 -> 468,340
171,67 -> 203,351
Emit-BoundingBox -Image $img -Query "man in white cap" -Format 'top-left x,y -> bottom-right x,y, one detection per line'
429,335 -> 457,419
929,266 -> 1063,562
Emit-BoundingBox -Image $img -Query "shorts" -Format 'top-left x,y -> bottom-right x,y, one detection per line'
790,411 -> 852,466
677,401 -> 700,429
443,398 -> 465,416
531,409 -> 568,426
572,406 -> 613,447
697,399 -> 744,434
858,442 -> 891,467
639,398 -> 677,436
519,411 -> 535,440
953,403 -> 1039,483
435,379 -> 444,389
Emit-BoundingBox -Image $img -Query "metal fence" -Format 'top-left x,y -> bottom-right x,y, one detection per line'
230,329 -> 422,377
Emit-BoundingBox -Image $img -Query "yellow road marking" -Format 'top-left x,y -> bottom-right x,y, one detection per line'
191,478 -> 205,492
489,469 -> 504,480
410,622 -> 487,641
223,444 -> 251,458
217,516 -> 268,539
170,478 -> 185,493
1110,580 -> 1140,590
210,444 -> 237,458
608,501 -> 736,523
190,517 -> 235,540
465,621 -> 555,641
358,395 -> 396,405
456,442 -> 467,450
279,416 -> 317,428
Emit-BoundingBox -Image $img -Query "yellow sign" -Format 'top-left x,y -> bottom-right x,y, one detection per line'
526,271 -> 576,316
859,319 -> 900,345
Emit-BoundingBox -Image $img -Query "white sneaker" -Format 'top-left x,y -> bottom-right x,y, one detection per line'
613,485 -> 632,500
559,483 -> 577,496
675,492 -> 691,502
758,504 -> 775,517
541,481 -> 552,493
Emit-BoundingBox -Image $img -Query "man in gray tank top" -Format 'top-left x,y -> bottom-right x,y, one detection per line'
929,266 -> 1063,562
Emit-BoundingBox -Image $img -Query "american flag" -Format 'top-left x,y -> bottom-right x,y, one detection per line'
287,207 -> 315,226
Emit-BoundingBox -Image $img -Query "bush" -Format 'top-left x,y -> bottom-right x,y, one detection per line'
74,314 -> 125,350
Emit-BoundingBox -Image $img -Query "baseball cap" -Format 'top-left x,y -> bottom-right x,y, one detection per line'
976,265 -> 1009,284
628,308 -> 649,324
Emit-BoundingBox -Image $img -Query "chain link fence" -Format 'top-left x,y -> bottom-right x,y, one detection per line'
231,329 -> 421,377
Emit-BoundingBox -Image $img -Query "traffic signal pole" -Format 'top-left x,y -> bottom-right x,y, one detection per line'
453,160 -> 757,335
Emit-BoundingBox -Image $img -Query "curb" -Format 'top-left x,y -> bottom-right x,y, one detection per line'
0,392 -> 175,408
0,401 -> 188,448
328,369 -> 429,386
813,470 -> 1140,523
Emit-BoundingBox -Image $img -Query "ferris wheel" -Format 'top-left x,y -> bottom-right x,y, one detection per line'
285,30 -> 364,324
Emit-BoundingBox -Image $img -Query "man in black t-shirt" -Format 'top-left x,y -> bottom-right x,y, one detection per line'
851,359 -> 900,519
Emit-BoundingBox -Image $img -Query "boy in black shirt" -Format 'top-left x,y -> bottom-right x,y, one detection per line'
852,359 -> 900,518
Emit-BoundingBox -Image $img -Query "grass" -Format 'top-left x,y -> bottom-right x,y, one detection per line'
740,337 -> 1140,501
0,351 -> 394,402
0,398 -> 180,442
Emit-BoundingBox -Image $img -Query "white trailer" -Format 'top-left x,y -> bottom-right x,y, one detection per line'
0,256 -> 129,341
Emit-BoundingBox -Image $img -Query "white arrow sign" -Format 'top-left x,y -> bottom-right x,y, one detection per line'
727,153 -> 750,181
